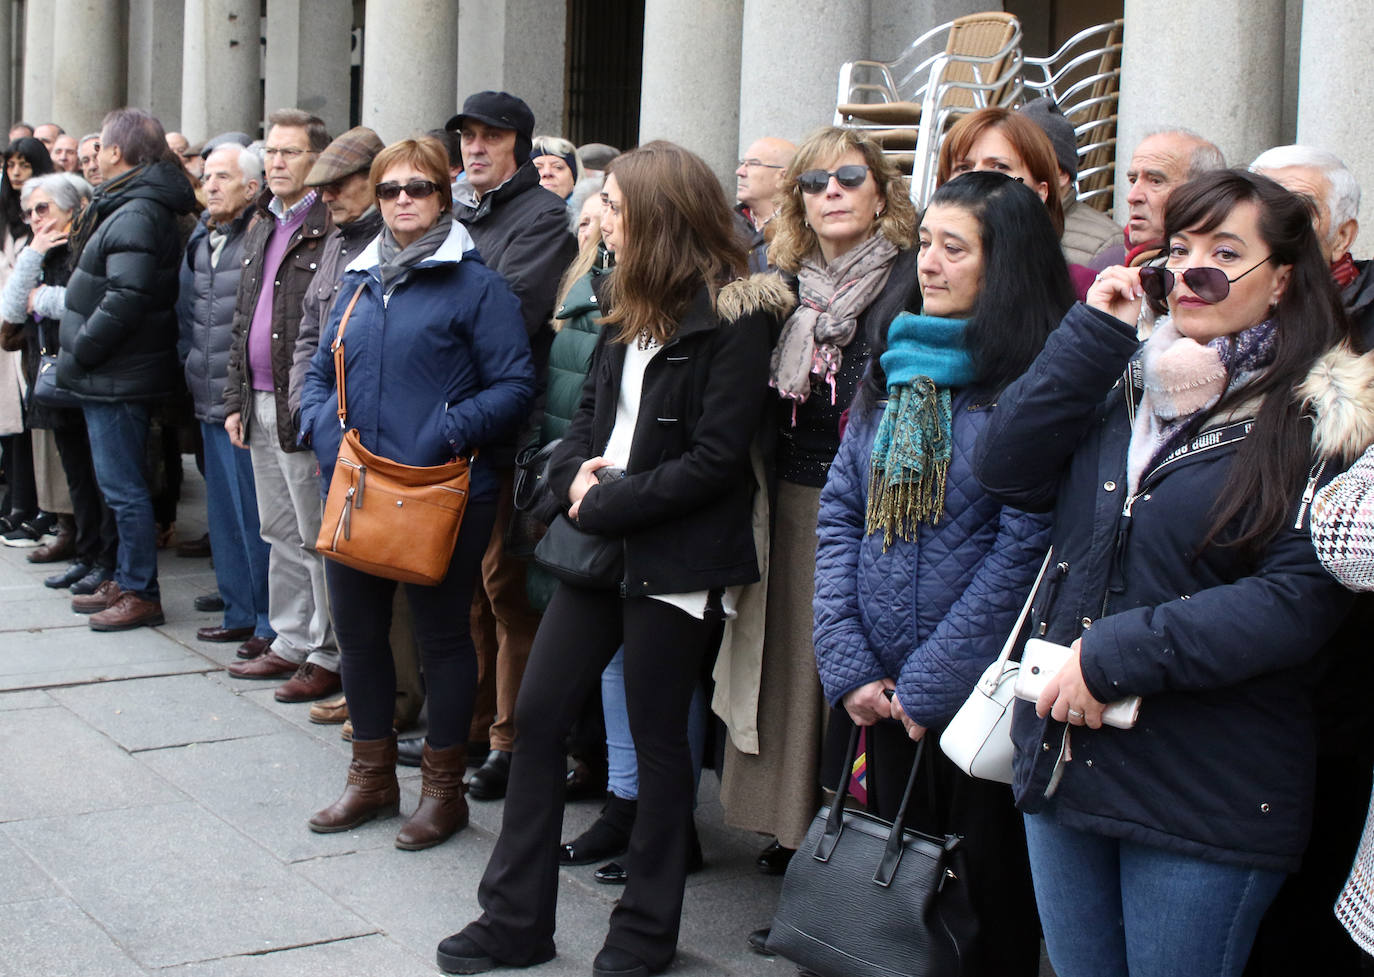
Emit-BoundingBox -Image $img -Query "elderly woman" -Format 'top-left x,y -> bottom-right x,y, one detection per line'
300,137 -> 534,851
719,125 -> 919,892
531,135 -> 583,201
974,169 -> 1374,977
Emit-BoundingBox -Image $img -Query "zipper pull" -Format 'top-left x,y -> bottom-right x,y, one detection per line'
1035,562 -> 1069,636
1294,459 -> 1327,530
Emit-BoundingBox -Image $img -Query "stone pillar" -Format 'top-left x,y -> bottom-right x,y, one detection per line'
21,0 -> 54,123
0,0 -> 13,127
264,0 -> 352,137
181,0 -> 262,141
456,0 -> 567,136
362,0 -> 457,142
128,0 -> 184,132
1114,0 -> 1285,216
1299,0 -> 1374,257
50,0 -> 128,136
868,0 -> 990,62
640,0 -> 743,188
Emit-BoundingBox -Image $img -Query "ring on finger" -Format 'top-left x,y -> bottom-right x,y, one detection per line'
1067,708 -> 1085,720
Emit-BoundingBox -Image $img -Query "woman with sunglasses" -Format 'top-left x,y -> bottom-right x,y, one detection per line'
299,136 -> 534,850
719,126 -> 919,902
439,140 -> 786,977
973,168 -> 1374,976
813,171 -> 1063,976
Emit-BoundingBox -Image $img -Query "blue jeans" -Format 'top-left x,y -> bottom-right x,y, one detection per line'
201,422 -> 272,637
83,402 -> 158,598
602,646 -> 708,801
1024,812 -> 1286,977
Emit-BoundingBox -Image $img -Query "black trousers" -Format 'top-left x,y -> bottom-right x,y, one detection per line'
52,420 -> 117,568
0,430 -> 36,519
464,585 -> 722,970
326,500 -> 495,747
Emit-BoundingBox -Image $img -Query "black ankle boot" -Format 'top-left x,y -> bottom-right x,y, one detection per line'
559,793 -> 636,865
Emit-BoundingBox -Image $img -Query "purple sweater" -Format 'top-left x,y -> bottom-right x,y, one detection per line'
247,199 -> 312,392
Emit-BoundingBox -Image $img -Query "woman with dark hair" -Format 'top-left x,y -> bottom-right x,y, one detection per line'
812,171 -> 1063,976
439,140 -> 789,977
973,168 -> 1374,976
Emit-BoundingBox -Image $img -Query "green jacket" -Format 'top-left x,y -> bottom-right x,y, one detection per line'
539,255 -> 607,445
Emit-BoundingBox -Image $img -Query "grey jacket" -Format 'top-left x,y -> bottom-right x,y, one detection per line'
1060,192 -> 1122,267
183,206 -> 255,424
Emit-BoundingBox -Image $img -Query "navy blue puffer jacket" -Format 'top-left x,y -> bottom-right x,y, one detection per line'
814,389 -> 1051,727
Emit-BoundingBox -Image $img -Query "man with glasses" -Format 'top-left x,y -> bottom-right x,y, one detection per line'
77,134 -> 102,185
735,136 -> 795,273
223,108 -> 341,704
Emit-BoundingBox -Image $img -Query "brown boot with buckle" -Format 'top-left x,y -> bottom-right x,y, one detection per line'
395,742 -> 468,850
308,734 -> 400,833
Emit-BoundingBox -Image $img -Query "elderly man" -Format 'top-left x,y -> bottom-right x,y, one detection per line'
33,123 -> 62,149
8,122 -> 33,141
77,134 -> 101,185
183,144 -> 273,659
50,134 -> 79,173
59,108 -> 197,630
735,136 -> 795,273
435,91 -> 576,798
223,108 -> 340,703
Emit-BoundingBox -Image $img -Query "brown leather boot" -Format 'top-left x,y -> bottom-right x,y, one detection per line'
395,742 -> 468,850
308,735 -> 400,833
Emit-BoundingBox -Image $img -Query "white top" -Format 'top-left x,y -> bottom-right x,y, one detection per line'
601,335 -> 738,621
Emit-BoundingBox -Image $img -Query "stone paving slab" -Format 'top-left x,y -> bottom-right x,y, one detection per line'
0,688 -> 53,710
159,933 -> 436,977
0,896 -> 147,977
0,707 -> 183,822
5,801 -> 374,970
0,830 -> 57,905
0,587 -> 90,631
0,625 -> 215,691
48,673 -> 285,752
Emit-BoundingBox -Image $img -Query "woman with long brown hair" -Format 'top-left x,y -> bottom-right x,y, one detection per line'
439,140 -> 791,977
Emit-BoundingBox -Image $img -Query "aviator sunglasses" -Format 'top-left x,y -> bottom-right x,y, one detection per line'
1138,255 -> 1274,307
796,164 -> 869,195
375,179 -> 441,201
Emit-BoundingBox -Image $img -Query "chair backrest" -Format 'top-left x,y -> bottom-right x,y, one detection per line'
940,12 -> 1022,109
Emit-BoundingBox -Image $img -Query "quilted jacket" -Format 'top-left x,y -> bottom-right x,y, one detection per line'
814,389 -> 1051,728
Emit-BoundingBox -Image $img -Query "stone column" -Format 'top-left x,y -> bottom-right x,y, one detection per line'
264,0 -> 352,137
868,0 -> 993,63
362,0 -> 457,142
181,0 -> 261,141
0,0 -> 13,127
128,0 -> 184,132
1114,0 -> 1285,216
640,0 -> 743,188
50,0 -> 128,136
456,0 -> 567,136
21,0 -> 54,123
1299,0 -> 1374,257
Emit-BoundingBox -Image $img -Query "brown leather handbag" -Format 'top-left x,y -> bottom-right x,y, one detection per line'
315,283 -> 472,586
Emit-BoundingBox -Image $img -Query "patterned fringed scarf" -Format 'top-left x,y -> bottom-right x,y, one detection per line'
865,313 -> 976,549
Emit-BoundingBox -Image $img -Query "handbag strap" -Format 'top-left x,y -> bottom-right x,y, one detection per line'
331,283 -> 367,428
987,548 -> 1053,677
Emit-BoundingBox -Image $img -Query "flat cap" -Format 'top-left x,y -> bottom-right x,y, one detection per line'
306,126 -> 385,186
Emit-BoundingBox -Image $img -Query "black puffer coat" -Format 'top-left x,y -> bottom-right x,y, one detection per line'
57,161 -> 197,401
183,206 -> 255,424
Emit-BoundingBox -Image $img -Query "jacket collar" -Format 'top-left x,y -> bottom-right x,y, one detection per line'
338,206 -> 383,244
344,218 -> 478,277
1298,341 -> 1374,465
254,187 -> 330,239
452,161 -> 544,222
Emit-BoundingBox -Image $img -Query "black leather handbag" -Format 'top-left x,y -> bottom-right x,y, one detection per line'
532,513 -> 623,590
766,726 -> 977,977
32,352 -> 82,410
506,437 -> 564,557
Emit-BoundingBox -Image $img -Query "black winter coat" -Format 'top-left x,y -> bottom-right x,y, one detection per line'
974,301 -> 1365,871
548,277 -> 789,596
183,207 -> 255,424
57,161 -> 197,401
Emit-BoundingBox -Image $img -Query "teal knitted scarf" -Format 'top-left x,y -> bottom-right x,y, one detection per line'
866,313 -> 976,548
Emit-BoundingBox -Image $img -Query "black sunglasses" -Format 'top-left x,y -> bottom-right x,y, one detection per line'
1139,256 -> 1273,307
796,164 -> 869,195
375,179 -> 441,201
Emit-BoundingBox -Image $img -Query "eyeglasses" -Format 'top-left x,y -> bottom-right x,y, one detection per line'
20,201 -> 50,222
375,179 -> 441,201
1139,256 -> 1274,306
738,158 -> 784,170
796,165 -> 869,194
263,147 -> 311,160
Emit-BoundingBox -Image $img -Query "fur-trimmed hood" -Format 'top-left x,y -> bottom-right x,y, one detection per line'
1300,343 -> 1374,465
716,271 -> 796,323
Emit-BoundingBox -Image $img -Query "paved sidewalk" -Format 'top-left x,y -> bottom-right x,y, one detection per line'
0,465 -> 790,977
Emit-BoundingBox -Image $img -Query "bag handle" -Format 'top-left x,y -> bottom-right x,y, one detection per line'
332,283 -> 367,429
979,548 -> 1053,690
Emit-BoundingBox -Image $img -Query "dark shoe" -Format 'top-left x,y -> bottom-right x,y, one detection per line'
226,650 -> 298,680
69,565 -> 113,596
435,932 -> 496,974
0,513 -> 24,534
45,561 -> 92,589
176,532 -> 211,558
592,821 -> 702,885
565,756 -> 608,801
27,516 -> 75,563
397,736 -> 423,768
275,662 -> 342,703
466,749 -> 511,800
71,579 -> 123,614
194,592 -> 226,613
746,928 -> 775,957
308,735 -> 400,832
2,518 -> 47,548
560,793 -> 636,865
756,839 -> 795,875
89,592 -> 165,631
235,635 -> 272,660
592,945 -> 651,977
196,625 -> 254,643
396,742 -> 469,850
309,694 -> 348,724
466,740 -> 489,767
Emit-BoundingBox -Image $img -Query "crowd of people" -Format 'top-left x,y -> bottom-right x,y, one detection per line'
5,85 -> 1374,977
